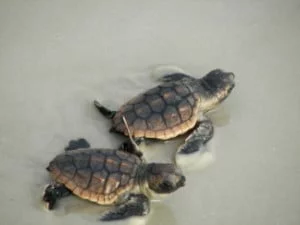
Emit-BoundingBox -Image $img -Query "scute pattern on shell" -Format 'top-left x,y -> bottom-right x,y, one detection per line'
47,149 -> 141,205
112,80 -> 200,140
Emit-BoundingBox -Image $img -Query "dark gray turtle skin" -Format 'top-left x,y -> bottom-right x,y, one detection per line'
43,139 -> 185,221
94,69 -> 235,156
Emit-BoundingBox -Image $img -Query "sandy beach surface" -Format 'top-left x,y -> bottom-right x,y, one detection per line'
1,1 -> 300,225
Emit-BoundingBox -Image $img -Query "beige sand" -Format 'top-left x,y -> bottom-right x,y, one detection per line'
1,0 -> 300,224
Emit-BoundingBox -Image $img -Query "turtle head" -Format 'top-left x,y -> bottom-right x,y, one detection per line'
199,69 -> 235,111
146,163 -> 186,194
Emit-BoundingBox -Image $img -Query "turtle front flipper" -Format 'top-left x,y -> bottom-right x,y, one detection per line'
43,183 -> 71,210
100,194 -> 150,221
94,100 -> 116,119
159,73 -> 194,82
64,138 -> 90,151
177,119 -> 214,155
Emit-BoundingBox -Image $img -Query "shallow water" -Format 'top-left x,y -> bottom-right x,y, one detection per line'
1,0 -> 300,225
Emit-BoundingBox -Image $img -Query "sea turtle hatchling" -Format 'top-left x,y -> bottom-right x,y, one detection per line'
94,69 -> 235,162
42,119 -> 185,221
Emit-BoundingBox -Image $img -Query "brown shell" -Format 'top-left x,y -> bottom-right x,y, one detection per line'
47,149 -> 142,205
112,81 -> 201,140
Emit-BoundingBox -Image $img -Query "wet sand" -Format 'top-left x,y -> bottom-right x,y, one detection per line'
1,1 -> 300,225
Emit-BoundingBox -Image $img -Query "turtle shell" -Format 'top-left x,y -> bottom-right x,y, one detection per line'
112,81 -> 201,140
47,149 -> 142,205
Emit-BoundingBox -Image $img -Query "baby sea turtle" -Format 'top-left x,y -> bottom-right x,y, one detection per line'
42,118 -> 185,221
94,69 -> 235,160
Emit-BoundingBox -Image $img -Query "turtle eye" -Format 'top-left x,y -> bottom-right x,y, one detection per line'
160,181 -> 173,191
55,190 -> 61,197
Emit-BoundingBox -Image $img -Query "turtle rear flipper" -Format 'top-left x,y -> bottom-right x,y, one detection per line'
65,138 -> 90,151
119,139 -> 143,158
177,120 -> 214,155
100,194 -> 150,221
94,100 -> 116,119
119,116 -> 143,158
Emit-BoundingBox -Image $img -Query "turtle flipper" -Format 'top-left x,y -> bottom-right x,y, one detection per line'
100,194 -> 150,221
42,183 -> 71,210
65,138 -> 91,151
94,100 -> 116,119
119,138 -> 143,158
159,73 -> 194,82
119,116 -> 144,157
177,120 -> 214,155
